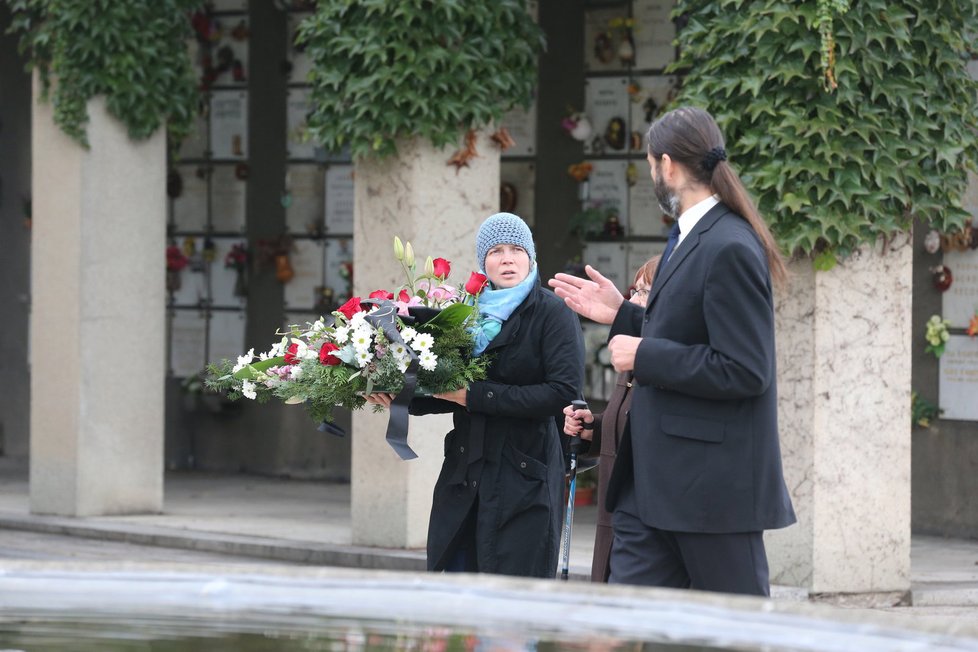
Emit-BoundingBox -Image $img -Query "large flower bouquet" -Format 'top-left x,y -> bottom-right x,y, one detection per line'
205,238 -> 491,450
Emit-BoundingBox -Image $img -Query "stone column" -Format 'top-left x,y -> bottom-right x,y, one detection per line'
30,88 -> 166,515
768,238 -> 913,602
351,134 -> 500,547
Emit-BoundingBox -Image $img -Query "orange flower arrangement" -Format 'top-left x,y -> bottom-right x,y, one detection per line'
567,162 -> 594,183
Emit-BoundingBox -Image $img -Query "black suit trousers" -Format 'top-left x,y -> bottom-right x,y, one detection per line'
608,477 -> 770,596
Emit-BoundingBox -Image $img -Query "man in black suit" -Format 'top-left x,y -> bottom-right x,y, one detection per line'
550,106 -> 795,596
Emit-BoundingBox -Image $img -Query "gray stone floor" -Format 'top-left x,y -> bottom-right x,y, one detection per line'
2,458 -> 978,639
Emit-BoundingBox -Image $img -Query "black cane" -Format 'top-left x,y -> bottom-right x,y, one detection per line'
560,399 -> 589,581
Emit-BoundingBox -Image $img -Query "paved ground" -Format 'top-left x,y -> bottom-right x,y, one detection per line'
2,459 -> 978,639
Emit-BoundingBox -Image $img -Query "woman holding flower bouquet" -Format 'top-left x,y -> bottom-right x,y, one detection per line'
368,213 -> 585,578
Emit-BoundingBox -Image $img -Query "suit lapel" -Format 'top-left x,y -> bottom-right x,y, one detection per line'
646,203 -> 730,312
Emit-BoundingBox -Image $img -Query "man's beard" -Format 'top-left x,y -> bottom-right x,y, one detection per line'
653,168 -> 681,219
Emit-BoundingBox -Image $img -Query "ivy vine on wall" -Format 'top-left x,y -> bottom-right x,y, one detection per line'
296,0 -> 545,160
6,0 -> 201,148
670,0 -> 978,266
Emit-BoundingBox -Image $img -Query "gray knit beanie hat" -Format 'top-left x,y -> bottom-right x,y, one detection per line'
475,212 -> 536,272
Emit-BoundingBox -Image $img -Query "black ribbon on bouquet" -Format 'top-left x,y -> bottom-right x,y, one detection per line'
363,299 -> 419,460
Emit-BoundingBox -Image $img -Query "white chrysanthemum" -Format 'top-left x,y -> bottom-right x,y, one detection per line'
232,348 -> 256,372
351,329 -> 373,353
396,357 -> 409,373
413,332 -> 434,352
289,365 -> 304,380
419,351 -> 438,372
333,325 -> 351,344
241,379 -> 257,400
390,343 -> 407,358
350,311 -> 368,329
400,327 -> 417,343
355,350 -> 372,367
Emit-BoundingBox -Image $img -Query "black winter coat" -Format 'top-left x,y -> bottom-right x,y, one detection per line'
411,282 -> 585,577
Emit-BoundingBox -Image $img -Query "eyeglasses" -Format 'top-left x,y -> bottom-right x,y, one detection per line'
629,287 -> 650,299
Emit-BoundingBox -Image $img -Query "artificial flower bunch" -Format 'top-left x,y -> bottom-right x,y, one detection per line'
205,237 -> 491,425
924,314 -> 951,358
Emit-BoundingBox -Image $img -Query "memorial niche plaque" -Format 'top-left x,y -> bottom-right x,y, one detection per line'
938,335 -> 978,421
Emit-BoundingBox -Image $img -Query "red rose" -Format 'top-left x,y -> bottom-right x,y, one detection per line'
368,289 -> 394,300
398,289 -> 411,303
284,342 -> 300,365
319,342 -> 341,366
337,296 -> 364,319
432,257 -> 451,280
465,272 -> 489,295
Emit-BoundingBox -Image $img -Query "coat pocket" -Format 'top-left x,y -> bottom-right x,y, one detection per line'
661,414 -> 725,443
503,443 -> 548,481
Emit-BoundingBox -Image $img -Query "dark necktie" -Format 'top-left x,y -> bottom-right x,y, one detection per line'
661,223 -> 681,265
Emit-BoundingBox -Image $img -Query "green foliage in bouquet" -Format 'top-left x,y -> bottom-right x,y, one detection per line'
295,0 -> 545,160
5,0 -> 200,148
205,236 -> 493,426
669,0 -> 978,266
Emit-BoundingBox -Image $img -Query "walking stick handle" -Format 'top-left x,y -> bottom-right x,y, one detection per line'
560,399 -> 589,581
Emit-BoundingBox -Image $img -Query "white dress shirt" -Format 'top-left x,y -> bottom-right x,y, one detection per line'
674,194 -> 720,252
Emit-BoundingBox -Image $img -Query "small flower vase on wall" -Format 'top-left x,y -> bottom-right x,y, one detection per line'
166,269 -> 182,293
233,268 -> 248,297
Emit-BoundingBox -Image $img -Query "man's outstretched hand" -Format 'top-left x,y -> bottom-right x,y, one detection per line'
548,265 -> 624,324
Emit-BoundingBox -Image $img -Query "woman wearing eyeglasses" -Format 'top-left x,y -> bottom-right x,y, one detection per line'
562,254 -> 660,582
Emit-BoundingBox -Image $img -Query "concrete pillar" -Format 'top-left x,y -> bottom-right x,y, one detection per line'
351,134 -> 500,547
30,86 -> 166,515
768,237 -> 913,602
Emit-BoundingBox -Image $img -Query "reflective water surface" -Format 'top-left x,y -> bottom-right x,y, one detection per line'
1,567 -> 976,652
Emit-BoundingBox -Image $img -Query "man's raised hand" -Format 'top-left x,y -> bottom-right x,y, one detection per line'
548,265 -> 624,324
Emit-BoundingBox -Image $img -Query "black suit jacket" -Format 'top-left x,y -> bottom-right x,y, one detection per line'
607,202 -> 796,533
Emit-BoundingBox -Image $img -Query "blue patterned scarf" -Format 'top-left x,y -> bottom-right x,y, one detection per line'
470,266 -> 538,356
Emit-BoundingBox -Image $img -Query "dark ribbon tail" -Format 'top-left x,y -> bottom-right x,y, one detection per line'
385,357 -> 420,460
363,299 -> 419,460
318,420 -> 346,437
